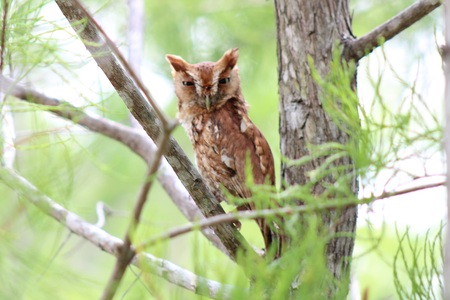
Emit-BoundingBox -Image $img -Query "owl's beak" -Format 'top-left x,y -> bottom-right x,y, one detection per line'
205,95 -> 211,111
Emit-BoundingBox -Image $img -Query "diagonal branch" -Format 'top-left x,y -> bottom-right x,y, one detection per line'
0,75 -> 229,255
54,0 -> 249,261
0,167 -> 239,299
344,0 -> 441,61
0,76 -> 152,161
101,125 -> 174,299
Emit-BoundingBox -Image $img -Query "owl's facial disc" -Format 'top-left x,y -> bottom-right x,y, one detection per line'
179,62 -> 236,111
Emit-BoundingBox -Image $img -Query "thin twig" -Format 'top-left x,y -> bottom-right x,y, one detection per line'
0,167 -> 238,299
344,0 -> 441,61
140,180 -> 446,249
101,127 -> 175,300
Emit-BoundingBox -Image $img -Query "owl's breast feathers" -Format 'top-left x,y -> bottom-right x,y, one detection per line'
183,97 -> 275,202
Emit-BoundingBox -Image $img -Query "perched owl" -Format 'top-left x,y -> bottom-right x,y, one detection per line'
166,48 -> 276,253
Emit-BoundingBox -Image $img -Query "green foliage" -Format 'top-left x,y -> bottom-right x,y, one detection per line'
354,224 -> 444,299
226,214 -> 345,300
393,226 -> 443,299
309,44 -> 442,195
1,0 -> 74,78
305,41 -> 443,299
309,48 -> 369,176
0,202 -> 101,299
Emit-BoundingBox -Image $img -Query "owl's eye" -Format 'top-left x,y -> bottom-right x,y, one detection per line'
182,81 -> 194,86
219,77 -> 230,84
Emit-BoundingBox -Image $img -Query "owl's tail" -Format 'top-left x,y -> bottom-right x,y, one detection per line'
258,217 -> 285,259
238,203 -> 284,259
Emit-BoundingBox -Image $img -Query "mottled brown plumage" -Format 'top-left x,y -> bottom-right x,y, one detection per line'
166,48 -> 276,252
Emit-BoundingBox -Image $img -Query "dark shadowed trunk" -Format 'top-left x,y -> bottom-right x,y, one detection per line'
274,0 -> 358,288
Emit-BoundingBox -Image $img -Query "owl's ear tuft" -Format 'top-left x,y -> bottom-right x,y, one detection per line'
166,54 -> 188,72
217,48 -> 239,71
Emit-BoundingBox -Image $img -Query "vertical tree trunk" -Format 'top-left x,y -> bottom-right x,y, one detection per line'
274,0 -> 357,287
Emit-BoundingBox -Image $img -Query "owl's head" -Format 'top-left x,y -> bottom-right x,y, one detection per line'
166,48 -> 241,112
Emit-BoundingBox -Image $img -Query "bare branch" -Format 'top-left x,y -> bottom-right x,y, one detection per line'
140,180 -> 446,249
54,0 -> 250,260
0,75 -> 152,161
0,75 -> 228,254
344,0 -> 441,61
0,167 -> 238,299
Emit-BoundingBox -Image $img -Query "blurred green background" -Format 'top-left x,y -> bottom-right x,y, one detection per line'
0,0 -> 444,299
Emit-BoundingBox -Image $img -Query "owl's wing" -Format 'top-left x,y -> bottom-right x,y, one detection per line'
207,98 -> 281,255
217,99 -> 275,199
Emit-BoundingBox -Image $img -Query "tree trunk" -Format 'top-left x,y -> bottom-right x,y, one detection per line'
274,0 -> 358,288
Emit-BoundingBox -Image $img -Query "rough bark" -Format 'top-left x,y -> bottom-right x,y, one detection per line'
274,0 -> 357,288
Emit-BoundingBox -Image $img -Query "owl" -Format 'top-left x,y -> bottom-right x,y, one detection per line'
166,48 -> 277,254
